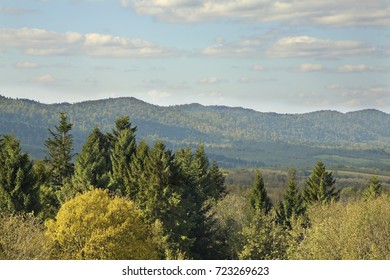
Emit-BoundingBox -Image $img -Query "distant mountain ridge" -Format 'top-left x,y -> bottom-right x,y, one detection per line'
1,95 -> 390,170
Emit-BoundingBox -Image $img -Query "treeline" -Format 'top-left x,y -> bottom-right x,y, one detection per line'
0,113 -> 389,260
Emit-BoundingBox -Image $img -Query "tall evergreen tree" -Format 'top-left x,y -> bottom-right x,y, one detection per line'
363,176 -> 382,200
0,134 -> 37,213
136,141 -> 188,258
173,145 -> 227,259
302,161 -> 339,205
44,112 -> 74,187
276,168 -> 305,229
72,127 -> 111,193
250,171 -> 272,215
128,139 -> 149,201
108,116 -> 137,196
208,161 -> 226,201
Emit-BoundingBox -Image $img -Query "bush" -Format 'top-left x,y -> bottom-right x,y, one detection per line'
289,194 -> 390,259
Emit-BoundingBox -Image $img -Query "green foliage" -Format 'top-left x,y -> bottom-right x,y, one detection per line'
0,134 -> 37,213
276,168 -> 306,229
2,95 -> 390,170
44,112 -> 74,187
45,189 -> 158,260
72,127 -> 111,193
0,212 -> 51,259
108,116 -> 137,196
239,211 -> 288,260
212,185 -> 253,259
302,161 -> 340,205
363,176 -> 382,200
250,171 -> 272,215
289,195 -> 390,259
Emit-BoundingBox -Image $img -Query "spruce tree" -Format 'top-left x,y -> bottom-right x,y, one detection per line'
44,112 -> 74,187
208,161 -> 226,201
363,176 -> 382,200
250,171 -> 272,215
302,161 -> 339,205
0,134 -> 37,213
128,139 -> 149,201
72,127 -> 111,193
108,116 -> 137,196
136,141 -> 191,258
276,168 -> 305,229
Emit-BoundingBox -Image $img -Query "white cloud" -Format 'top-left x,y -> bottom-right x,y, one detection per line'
0,28 -> 178,58
15,62 -> 41,68
326,83 -> 341,90
0,7 -> 38,15
239,77 -> 257,83
252,64 -> 265,71
30,74 -> 56,84
336,64 -> 385,73
124,0 -> 390,27
199,36 -> 263,57
298,63 -> 324,72
198,76 -> 223,85
267,36 -> 375,58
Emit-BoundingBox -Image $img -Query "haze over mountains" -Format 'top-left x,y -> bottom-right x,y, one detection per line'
1,95 -> 390,170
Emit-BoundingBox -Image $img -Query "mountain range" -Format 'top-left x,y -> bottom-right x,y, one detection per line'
1,95 -> 390,171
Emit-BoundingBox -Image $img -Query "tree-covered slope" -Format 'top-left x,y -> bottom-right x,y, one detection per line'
1,95 -> 390,170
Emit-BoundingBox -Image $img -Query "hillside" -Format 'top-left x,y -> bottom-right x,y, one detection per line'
1,95 -> 390,170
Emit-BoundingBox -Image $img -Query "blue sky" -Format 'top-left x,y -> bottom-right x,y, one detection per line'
0,0 -> 389,113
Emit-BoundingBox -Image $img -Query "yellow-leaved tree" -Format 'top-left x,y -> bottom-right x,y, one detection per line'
45,188 -> 158,259
289,194 -> 390,259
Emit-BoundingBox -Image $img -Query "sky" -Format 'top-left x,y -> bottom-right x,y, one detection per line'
0,0 -> 389,113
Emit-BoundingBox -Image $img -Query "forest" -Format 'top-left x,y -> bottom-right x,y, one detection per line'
2,95 -> 390,171
0,112 -> 389,260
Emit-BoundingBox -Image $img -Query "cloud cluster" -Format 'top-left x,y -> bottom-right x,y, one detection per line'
336,64 -> 386,73
198,76 -> 223,85
267,36 -> 376,58
298,63 -> 324,72
0,6 -> 38,15
199,35 -> 377,58
124,0 -> 390,27
200,36 -> 263,57
0,28 -> 177,58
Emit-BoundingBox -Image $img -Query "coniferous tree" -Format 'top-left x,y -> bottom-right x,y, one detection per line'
72,127 -> 111,193
44,112 -> 74,187
136,141 -> 188,258
0,134 -> 37,213
276,168 -> 305,229
302,161 -> 339,205
250,171 -> 272,215
208,161 -> 226,201
363,176 -> 382,200
184,144 -> 226,259
129,139 -> 149,201
108,116 -> 137,196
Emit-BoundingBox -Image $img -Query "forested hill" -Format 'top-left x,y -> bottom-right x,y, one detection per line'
1,95 -> 390,170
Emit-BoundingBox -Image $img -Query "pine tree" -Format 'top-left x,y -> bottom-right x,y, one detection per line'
72,127 -> 111,193
363,176 -> 382,200
302,161 -> 339,205
0,134 -> 37,213
250,171 -> 272,215
108,116 -> 137,196
276,168 -> 305,229
44,112 -> 74,187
